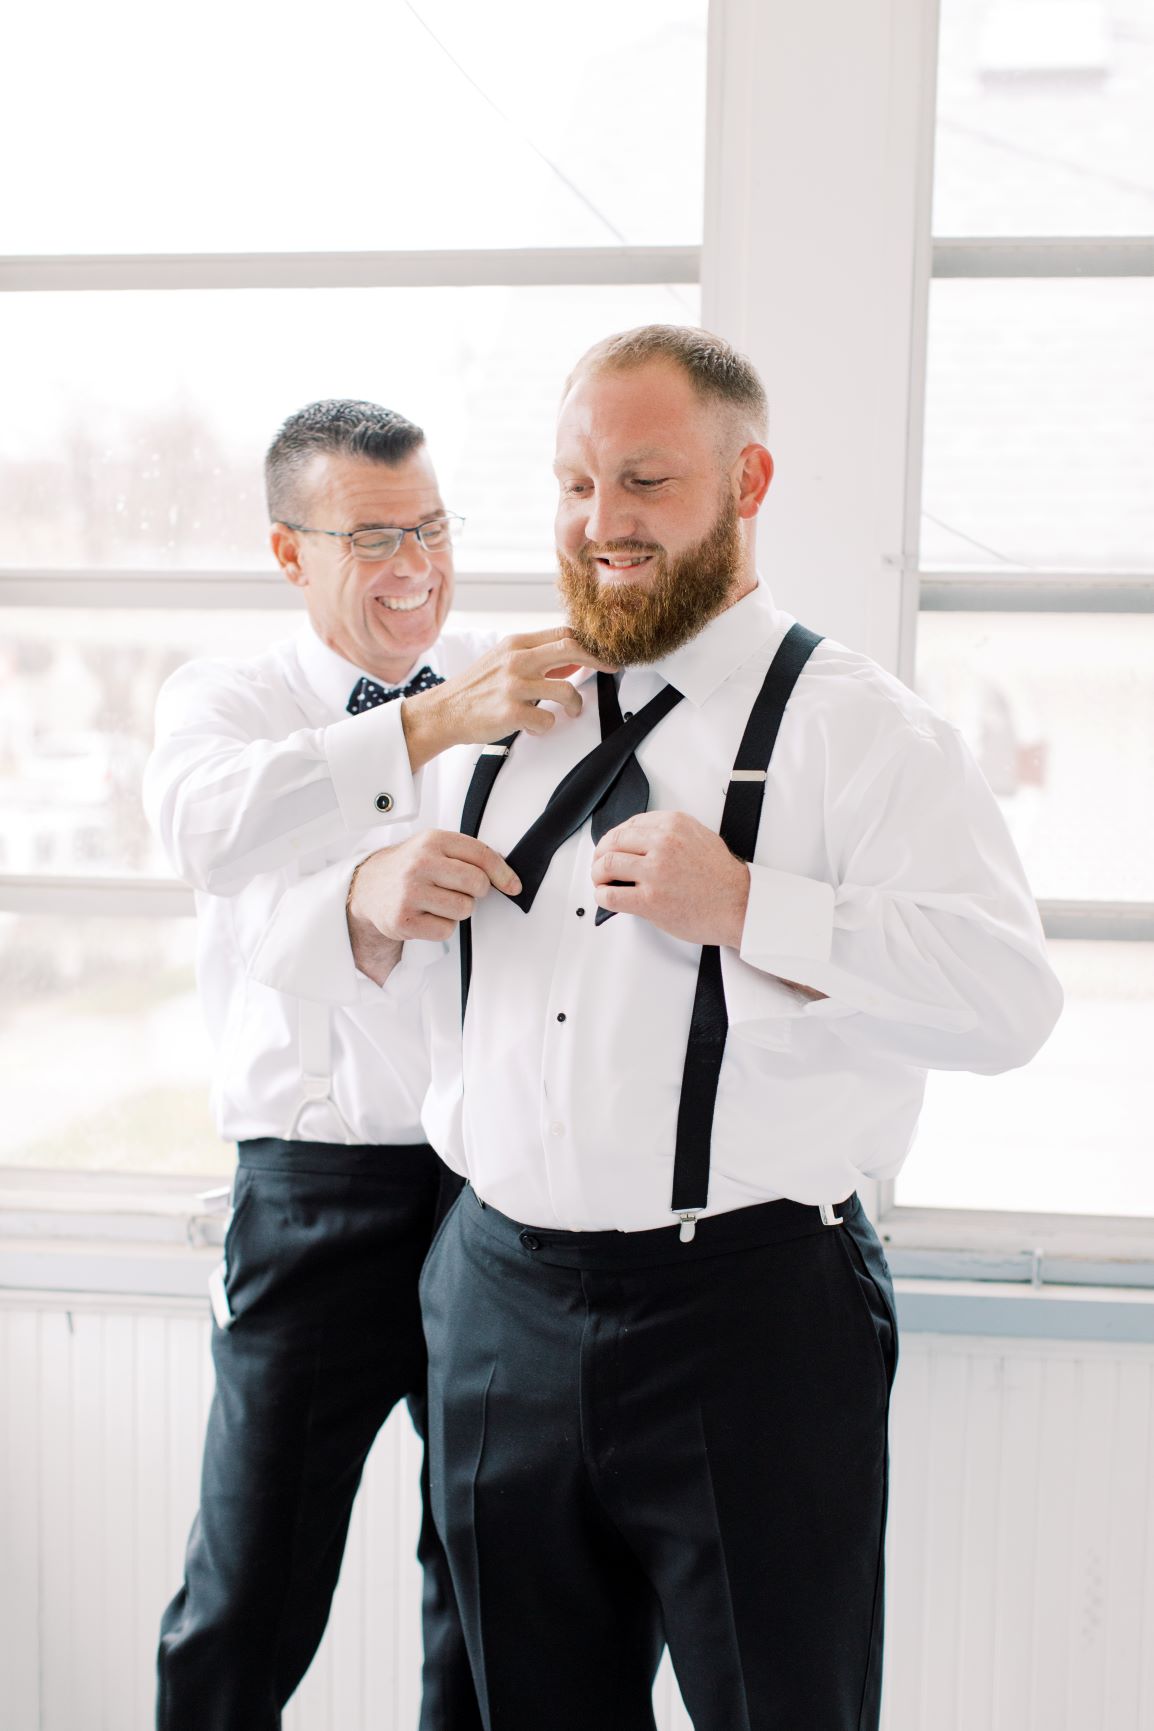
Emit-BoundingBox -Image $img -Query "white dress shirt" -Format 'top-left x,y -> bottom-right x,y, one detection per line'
144,620 -> 495,1146
254,583 -> 1063,1228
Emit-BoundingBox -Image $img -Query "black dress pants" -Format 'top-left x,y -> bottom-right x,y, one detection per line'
157,1138 -> 483,1731
420,1187 -> 897,1731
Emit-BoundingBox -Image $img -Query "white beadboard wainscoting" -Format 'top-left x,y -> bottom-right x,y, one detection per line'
2,1296 -> 1153,1731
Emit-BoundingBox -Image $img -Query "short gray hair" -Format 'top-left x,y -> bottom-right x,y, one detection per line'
265,399 -> 425,522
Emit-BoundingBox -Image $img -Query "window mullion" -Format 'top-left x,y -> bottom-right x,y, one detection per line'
1039,903 -> 1154,943
0,246 -> 702,293
919,575 -> 1154,612
932,237 -> 1154,280
0,571 -> 563,611
0,877 -> 192,918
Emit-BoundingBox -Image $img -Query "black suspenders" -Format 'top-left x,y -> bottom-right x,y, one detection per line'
457,622 -> 824,1240
670,623 -> 822,1236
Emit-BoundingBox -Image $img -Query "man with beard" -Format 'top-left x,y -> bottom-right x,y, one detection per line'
255,330 -> 1062,1730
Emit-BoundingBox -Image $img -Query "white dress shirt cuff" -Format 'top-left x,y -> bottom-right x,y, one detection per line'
377,937 -> 451,1004
723,865 -> 852,1046
324,701 -> 419,831
249,859 -> 363,1005
741,863 -> 835,967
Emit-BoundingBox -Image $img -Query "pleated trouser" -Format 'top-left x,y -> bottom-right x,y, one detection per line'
420,1186 -> 897,1731
157,1138 -> 482,1731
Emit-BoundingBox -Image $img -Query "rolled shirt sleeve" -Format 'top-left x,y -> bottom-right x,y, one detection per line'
725,717 -> 1063,1074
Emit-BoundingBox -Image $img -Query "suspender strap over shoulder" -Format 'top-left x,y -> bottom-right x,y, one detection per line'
670,624 -> 823,1237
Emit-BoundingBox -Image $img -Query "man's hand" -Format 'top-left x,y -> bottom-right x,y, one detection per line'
592,812 -> 752,949
591,812 -> 829,999
401,630 -> 614,771
347,831 -> 521,985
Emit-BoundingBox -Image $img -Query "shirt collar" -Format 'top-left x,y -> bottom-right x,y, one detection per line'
295,622 -> 434,718
643,577 -> 788,708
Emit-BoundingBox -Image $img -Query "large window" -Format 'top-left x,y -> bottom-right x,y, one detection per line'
1,0 -> 706,1179
893,0 -> 1154,1242
5,0 -> 1151,1292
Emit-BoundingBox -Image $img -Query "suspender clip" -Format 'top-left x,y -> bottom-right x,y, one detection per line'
676,1212 -> 699,1244
729,769 -> 767,783
819,1202 -> 844,1226
478,744 -> 511,757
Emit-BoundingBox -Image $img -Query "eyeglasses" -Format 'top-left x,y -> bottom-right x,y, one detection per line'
280,512 -> 464,562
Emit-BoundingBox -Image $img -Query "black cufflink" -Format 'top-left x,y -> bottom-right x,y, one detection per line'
375,793 -> 394,813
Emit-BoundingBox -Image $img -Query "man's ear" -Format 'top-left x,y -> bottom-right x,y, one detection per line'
270,524 -> 307,587
735,444 -> 774,518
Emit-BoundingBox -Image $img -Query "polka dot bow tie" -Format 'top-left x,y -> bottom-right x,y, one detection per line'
346,666 -> 445,714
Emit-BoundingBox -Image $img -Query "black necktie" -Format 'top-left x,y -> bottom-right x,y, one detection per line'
346,666 -> 444,714
588,674 -> 654,923
503,675 -> 683,913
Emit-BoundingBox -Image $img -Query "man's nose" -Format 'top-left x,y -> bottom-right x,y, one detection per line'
388,532 -> 434,579
582,492 -> 638,548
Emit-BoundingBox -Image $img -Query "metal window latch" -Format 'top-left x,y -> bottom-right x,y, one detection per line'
677,1212 -> 699,1244
819,1202 -> 844,1226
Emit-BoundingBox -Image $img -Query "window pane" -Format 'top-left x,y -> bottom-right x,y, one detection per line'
920,279 -> 1154,572
1,284 -> 699,572
933,0 -> 1154,237
895,940 -> 1152,1216
0,913 -> 223,1177
2,610 -> 307,878
3,1 -> 706,253
916,612 -> 1154,902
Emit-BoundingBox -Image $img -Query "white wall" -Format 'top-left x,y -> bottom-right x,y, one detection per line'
4,1296 -> 1153,1731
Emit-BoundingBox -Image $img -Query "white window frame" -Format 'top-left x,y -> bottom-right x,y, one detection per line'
881,29 -> 1154,1290
703,0 -> 1154,1305
3,0 -> 1153,1332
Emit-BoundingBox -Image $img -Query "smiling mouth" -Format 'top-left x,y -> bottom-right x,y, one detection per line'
375,589 -> 432,613
595,554 -> 655,573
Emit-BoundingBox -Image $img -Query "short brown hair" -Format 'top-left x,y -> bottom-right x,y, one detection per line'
265,399 -> 425,523
563,324 -> 768,442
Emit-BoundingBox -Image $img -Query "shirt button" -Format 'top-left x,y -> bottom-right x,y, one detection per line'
549,1121 -> 565,1137
624,711 -> 634,721
576,907 -> 586,918
556,1012 -> 567,1023
519,1230 -> 541,1252
374,792 -> 394,813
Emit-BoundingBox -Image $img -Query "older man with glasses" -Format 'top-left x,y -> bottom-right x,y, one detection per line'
144,398 -> 603,1731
